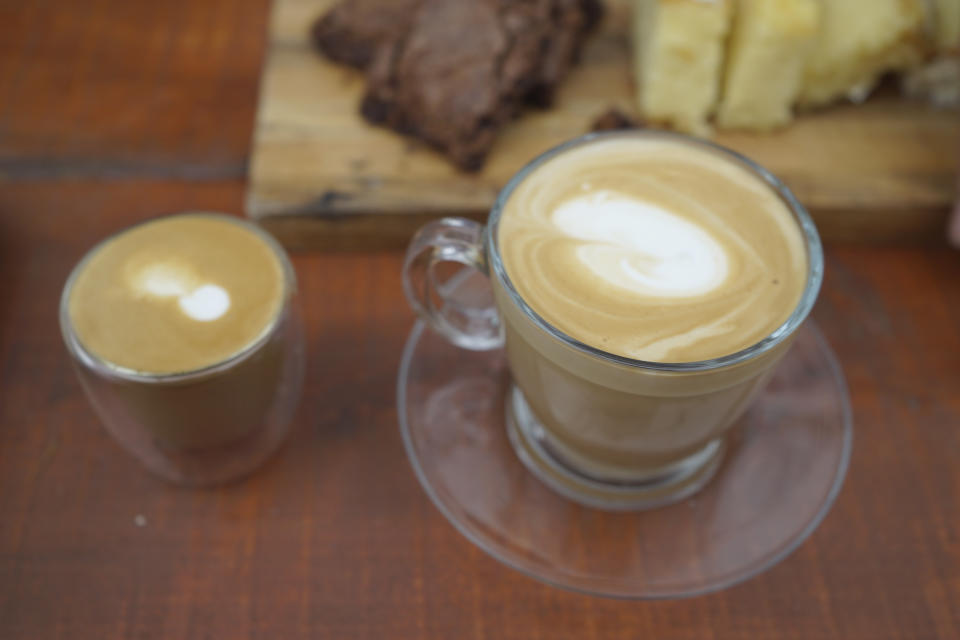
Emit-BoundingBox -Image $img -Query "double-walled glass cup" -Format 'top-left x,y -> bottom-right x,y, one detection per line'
403,131 -> 823,510
60,214 -> 305,487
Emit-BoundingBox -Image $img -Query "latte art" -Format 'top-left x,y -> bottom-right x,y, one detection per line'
179,285 -> 231,322
552,191 -> 730,298
68,215 -> 285,374
498,137 -> 807,362
131,261 -> 232,322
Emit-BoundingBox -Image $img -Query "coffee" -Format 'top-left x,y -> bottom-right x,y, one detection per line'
498,136 -> 807,363
68,215 -> 285,374
403,131 -> 821,508
482,133 -> 819,507
62,214 -> 304,485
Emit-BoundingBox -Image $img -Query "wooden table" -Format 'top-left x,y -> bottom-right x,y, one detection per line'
1,1 -> 958,638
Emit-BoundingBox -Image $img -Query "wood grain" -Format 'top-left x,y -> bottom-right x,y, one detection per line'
247,0 -> 960,246
0,0 -> 270,179
1,0 -> 960,637
2,181 -> 960,639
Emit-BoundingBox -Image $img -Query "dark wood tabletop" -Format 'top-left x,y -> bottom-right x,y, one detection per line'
2,1 -> 959,638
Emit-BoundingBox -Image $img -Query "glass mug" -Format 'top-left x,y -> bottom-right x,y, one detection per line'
60,214 -> 305,487
403,131 -> 823,510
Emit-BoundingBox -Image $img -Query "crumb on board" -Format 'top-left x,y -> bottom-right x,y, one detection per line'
590,108 -> 643,132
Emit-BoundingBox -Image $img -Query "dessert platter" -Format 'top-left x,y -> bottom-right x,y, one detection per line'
247,0 -> 960,245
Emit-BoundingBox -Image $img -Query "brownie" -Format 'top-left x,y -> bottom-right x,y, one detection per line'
358,0 -> 542,170
360,0 -> 602,171
527,0 -> 603,106
310,0 -> 422,69
314,0 -> 602,99
313,0 -> 603,171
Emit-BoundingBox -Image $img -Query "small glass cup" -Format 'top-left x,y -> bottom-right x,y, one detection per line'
60,214 -> 305,486
402,131 -> 823,510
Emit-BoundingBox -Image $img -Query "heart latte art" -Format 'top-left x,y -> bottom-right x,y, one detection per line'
498,137 -> 808,362
552,191 -> 730,299
134,262 -> 232,322
68,215 -> 285,374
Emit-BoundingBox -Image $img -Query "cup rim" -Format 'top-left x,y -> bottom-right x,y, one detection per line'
485,130 -> 824,373
59,212 -> 297,384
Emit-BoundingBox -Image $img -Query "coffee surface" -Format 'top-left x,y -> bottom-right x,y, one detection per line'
68,215 -> 285,374
498,136 -> 808,362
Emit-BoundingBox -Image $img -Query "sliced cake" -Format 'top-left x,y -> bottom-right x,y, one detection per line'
632,0 -> 733,136
716,0 -> 820,131
799,0 -> 928,107
931,0 -> 960,53
902,0 -> 960,107
311,0 -> 422,69
359,0 -> 601,171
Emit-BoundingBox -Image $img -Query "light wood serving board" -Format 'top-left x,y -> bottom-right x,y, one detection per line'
247,0 -> 959,248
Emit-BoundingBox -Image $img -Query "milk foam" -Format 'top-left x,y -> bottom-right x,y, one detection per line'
179,285 -> 231,322
68,215 -> 285,375
131,261 -> 231,322
139,264 -> 193,297
551,191 -> 729,298
497,136 -> 808,362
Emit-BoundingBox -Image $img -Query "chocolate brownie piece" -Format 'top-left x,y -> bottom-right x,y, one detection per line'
314,0 -> 603,170
311,0 -> 422,69
361,0 -> 601,171
314,0 -> 602,101
527,0 -> 604,106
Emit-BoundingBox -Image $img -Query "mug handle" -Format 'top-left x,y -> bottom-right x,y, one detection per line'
403,217 -> 504,351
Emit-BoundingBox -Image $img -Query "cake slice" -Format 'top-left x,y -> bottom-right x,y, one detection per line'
931,0 -> 960,53
360,0 -> 600,171
798,0 -> 928,107
716,0 -> 820,131
313,0 -> 602,170
312,0 -> 601,107
311,0 -> 422,69
901,0 -> 960,107
528,0 -> 605,106
632,0 -> 733,136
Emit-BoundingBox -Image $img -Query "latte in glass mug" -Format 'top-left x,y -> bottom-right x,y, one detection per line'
62,214 -> 304,485
497,137 -> 807,362
404,131 -> 822,509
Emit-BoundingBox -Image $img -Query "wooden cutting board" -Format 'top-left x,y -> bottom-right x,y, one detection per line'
247,0 -> 959,248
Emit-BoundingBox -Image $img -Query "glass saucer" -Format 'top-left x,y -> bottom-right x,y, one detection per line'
397,279 -> 853,599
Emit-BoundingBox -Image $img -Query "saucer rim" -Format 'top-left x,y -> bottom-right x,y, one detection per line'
397,319 -> 854,600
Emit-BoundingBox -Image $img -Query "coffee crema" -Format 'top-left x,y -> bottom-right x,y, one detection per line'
68,215 -> 286,375
498,137 -> 807,363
